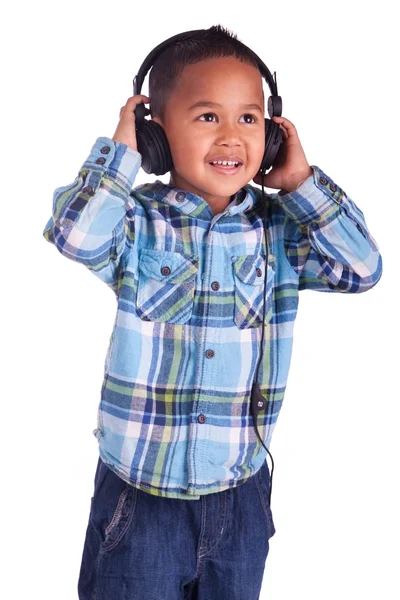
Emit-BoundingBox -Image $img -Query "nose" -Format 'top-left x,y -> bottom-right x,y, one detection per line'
215,121 -> 242,147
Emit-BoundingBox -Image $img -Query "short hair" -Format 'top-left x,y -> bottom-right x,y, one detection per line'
148,25 -> 263,121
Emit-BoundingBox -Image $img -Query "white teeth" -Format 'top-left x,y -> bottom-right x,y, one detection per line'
210,160 -> 239,166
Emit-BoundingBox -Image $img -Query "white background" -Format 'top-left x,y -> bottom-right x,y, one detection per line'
2,0 -> 398,598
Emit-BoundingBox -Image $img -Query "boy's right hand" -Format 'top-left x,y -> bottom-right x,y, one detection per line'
112,95 -> 150,152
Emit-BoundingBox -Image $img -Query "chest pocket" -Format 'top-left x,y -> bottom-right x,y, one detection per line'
136,249 -> 199,324
232,253 -> 276,328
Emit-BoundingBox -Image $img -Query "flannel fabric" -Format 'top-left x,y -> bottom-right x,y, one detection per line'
43,137 -> 382,499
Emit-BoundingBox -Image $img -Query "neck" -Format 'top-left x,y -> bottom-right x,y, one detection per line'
168,172 -> 234,216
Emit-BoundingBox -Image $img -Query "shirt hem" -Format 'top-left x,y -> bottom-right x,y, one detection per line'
98,451 -> 259,500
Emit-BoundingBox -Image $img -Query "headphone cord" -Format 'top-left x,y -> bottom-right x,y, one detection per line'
250,168 -> 274,509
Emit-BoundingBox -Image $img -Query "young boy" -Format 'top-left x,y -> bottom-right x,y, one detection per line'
42,25 -> 382,600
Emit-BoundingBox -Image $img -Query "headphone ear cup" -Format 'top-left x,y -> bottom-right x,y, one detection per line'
136,120 -> 173,175
259,118 -> 283,172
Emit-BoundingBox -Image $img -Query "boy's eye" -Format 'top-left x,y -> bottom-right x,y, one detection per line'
198,113 -> 257,124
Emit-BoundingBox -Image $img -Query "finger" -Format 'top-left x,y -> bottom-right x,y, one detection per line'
128,94 -> 150,105
272,116 -> 294,127
279,125 -> 289,140
272,116 -> 297,137
119,93 -> 150,123
273,122 -> 288,140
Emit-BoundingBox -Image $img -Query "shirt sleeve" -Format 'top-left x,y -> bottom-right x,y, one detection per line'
42,136 -> 141,294
276,165 -> 383,292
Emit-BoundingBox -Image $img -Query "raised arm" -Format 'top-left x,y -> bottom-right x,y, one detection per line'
277,165 -> 383,293
42,136 -> 141,294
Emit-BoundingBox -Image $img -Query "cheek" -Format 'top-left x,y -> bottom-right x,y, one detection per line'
256,129 -> 266,151
252,135 -> 266,163
168,136 -> 206,170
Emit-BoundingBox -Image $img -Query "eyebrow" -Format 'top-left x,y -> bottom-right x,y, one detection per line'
188,100 -> 263,112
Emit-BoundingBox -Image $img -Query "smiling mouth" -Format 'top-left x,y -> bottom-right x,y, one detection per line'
207,162 -> 243,175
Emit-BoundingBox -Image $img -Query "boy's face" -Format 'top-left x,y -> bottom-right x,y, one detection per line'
152,56 -> 265,214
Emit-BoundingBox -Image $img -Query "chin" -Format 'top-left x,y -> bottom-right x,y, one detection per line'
200,181 -> 243,197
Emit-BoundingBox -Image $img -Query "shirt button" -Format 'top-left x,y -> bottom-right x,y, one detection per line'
320,177 -> 328,185
100,146 -> 111,154
161,266 -> 171,276
96,157 -> 106,165
82,186 -> 94,195
206,349 -> 215,358
198,414 -> 206,424
256,268 -> 262,277
211,281 -> 220,291
329,183 -> 337,192
175,191 -> 186,202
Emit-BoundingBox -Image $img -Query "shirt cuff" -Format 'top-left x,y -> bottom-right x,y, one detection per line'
277,165 -> 347,228
82,136 -> 142,191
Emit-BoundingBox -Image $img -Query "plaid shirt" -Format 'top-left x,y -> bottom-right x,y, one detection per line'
43,137 -> 382,500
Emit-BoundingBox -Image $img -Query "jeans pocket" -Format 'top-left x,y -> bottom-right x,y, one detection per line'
90,458 -> 138,553
232,253 -> 276,329
136,249 -> 199,324
254,461 -> 276,540
101,484 -> 137,553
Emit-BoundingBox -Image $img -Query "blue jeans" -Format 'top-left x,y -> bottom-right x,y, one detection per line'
78,456 -> 276,600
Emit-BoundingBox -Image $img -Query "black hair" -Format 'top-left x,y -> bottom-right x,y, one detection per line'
149,25 -> 263,121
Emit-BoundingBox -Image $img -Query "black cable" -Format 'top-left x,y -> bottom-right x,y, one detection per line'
251,169 -> 274,508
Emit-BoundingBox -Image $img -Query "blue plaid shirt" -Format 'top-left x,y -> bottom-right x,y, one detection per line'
43,137 -> 383,499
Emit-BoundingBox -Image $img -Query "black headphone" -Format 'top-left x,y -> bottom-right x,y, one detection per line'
132,29 -> 284,508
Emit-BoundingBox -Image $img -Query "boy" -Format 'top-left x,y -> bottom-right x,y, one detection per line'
42,25 -> 382,600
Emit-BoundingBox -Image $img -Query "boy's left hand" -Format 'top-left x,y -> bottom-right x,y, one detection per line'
252,116 -> 313,192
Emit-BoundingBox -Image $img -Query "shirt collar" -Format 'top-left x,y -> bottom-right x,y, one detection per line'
131,180 -> 259,219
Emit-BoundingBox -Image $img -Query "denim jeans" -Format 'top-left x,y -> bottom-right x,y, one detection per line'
78,456 -> 276,600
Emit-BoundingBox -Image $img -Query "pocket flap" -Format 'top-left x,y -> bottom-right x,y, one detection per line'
232,253 -> 276,285
138,249 -> 199,284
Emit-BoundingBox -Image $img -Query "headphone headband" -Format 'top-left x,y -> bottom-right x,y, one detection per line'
133,29 -> 280,118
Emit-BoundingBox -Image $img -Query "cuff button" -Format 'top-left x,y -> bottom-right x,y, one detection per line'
96,157 -> 106,165
100,146 -> 111,154
320,177 -> 328,185
82,186 -> 94,194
